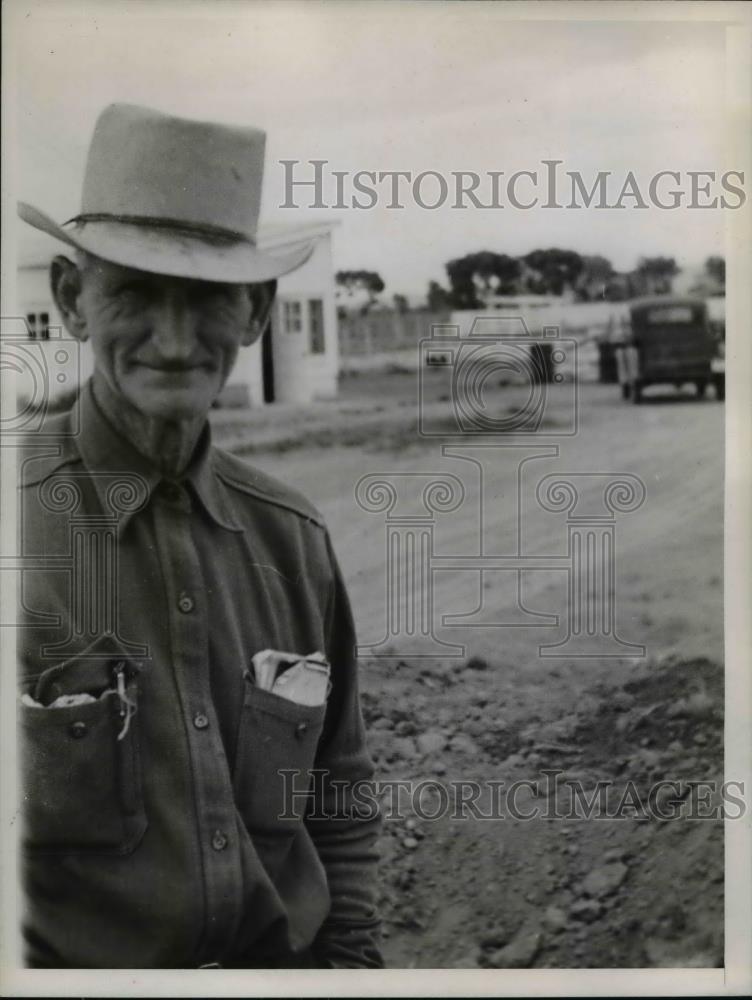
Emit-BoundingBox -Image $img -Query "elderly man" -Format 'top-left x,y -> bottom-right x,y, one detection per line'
17,103 -> 381,969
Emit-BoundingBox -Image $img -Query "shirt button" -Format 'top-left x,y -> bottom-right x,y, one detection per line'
211,830 -> 228,851
295,722 -> 308,740
69,721 -> 88,739
193,712 -> 209,730
178,593 -> 195,614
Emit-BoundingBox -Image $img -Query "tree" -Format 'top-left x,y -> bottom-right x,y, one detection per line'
705,256 -> 725,288
426,280 -> 453,312
445,251 -> 521,309
687,256 -> 726,298
335,270 -> 386,312
574,255 -> 615,302
522,248 -> 584,296
602,274 -> 632,302
392,293 -> 409,314
634,256 -> 679,295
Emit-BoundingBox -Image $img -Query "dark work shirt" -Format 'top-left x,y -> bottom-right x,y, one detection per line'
17,381 -> 382,969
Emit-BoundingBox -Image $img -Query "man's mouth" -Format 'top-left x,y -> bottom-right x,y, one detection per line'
138,361 -> 210,373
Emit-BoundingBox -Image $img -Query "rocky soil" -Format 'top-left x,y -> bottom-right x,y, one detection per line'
361,653 -> 724,968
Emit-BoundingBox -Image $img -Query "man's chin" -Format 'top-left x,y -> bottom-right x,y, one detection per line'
120,368 -> 221,421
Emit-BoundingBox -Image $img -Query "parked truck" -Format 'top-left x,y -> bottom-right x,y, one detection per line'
615,296 -> 724,403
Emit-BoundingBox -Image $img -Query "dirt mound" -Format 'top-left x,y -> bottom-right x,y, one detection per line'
361,655 -> 724,968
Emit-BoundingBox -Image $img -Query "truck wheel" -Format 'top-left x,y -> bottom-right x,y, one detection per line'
714,375 -> 725,401
632,381 -> 643,404
621,383 -> 631,400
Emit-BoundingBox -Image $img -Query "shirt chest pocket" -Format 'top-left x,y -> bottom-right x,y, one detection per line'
20,667 -> 148,856
232,682 -> 326,840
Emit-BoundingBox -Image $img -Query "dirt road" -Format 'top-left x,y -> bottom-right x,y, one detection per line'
233,375 -> 723,670
216,374 -> 725,968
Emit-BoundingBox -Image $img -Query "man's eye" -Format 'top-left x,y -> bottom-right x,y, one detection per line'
117,282 -> 151,299
188,283 -> 233,306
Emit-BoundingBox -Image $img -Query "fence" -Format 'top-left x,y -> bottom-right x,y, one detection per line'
338,303 -> 628,380
339,310 -> 449,356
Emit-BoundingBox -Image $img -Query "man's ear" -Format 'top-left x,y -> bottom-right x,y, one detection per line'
243,280 -> 277,346
50,256 -> 88,341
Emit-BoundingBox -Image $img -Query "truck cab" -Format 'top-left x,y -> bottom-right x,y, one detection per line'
615,296 -> 723,403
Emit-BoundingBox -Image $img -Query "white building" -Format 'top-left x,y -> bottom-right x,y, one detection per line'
13,220 -> 340,408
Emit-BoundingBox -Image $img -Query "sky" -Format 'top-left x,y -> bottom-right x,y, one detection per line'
9,1 -> 732,300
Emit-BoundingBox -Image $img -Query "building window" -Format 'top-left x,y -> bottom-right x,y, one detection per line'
26,312 -> 50,340
282,300 -> 302,333
308,299 -> 325,354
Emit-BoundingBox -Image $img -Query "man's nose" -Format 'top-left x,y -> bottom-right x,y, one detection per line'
151,289 -> 200,360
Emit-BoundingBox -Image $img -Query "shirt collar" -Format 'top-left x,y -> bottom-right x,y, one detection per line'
184,429 -> 244,533
75,382 -> 243,536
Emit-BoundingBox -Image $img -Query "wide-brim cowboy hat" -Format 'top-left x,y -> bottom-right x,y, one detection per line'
18,103 -> 313,284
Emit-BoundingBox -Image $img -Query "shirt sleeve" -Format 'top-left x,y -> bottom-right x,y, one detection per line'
305,530 -> 384,969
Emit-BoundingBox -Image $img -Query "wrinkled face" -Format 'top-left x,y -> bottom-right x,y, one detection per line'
77,258 -> 255,421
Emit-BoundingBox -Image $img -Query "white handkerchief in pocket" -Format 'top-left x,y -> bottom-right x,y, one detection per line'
251,649 -> 330,707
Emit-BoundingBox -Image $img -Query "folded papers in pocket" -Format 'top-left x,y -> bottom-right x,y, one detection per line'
250,649 -> 330,707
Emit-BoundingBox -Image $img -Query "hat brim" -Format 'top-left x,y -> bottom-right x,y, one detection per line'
18,202 -> 313,283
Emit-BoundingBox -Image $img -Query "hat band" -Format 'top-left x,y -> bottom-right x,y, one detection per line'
66,213 -> 254,246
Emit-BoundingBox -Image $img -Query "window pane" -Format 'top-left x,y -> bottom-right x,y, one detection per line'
309,299 -> 325,354
645,307 -> 694,325
283,300 -> 302,333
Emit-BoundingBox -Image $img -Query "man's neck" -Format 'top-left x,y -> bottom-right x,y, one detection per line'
91,373 -> 206,479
